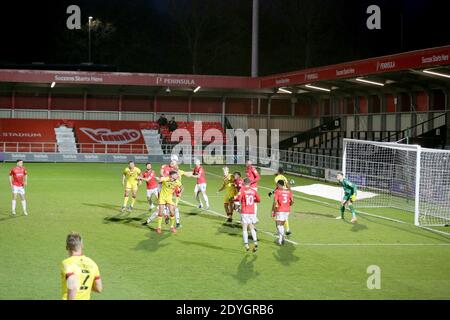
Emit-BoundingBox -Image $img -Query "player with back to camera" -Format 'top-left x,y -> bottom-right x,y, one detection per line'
272,180 -> 294,246
61,232 -> 102,300
268,167 -> 292,235
245,160 -> 260,220
335,172 -> 358,223
234,178 -> 260,253
9,159 -> 28,216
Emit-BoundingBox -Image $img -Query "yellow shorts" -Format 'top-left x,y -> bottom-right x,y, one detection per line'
125,182 -> 138,191
159,196 -> 174,206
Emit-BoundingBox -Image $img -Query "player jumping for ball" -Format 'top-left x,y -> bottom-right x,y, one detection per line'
171,162 -> 194,228
234,178 -> 260,253
335,172 -> 358,223
232,171 -> 244,213
155,170 -> 182,234
9,159 -> 28,216
245,160 -> 260,220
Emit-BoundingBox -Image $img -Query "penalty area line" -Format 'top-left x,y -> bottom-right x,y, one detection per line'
179,199 -> 299,246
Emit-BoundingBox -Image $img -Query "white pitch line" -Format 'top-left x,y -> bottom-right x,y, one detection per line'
179,199 -> 299,245
294,243 -> 450,247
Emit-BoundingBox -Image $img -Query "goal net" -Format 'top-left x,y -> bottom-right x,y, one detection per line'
343,139 -> 450,227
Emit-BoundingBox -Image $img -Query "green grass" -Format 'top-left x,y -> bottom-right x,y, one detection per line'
0,163 -> 449,300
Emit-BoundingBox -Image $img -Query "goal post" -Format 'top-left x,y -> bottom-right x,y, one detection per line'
343,138 -> 450,227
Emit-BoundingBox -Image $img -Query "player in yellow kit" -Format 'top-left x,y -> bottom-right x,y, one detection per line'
121,161 -> 142,212
60,232 -> 102,300
171,163 -> 194,228
155,170 -> 182,234
268,167 -> 292,235
218,166 -> 238,223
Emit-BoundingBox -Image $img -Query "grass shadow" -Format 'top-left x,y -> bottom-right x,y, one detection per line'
83,202 -> 121,211
351,221 -> 368,232
0,213 -> 26,222
298,211 -> 336,219
230,255 -> 259,284
134,232 -> 172,252
216,223 -> 242,238
273,243 -> 300,266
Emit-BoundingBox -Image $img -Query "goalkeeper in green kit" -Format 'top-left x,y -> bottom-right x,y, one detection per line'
335,172 -> 358,223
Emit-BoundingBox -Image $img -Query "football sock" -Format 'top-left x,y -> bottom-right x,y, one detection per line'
349,205 -> 356,218
148,210 -> 158,222
285,220 -> 290,232
243,229 -> 249,245
202,192 -> 209,207
340,205 -> 345,217
250,228 -> 258,244
277,225 -> 284,241
175,208 -> 180,224
12,200 -> 16,211
21,200 -> 26,211
123,197 -> 129,207
170,215 -> 175,228
157,216 -> 163,229
131,197 -> 136,207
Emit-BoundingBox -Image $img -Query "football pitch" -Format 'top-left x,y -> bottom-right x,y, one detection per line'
0,163 -> 449,300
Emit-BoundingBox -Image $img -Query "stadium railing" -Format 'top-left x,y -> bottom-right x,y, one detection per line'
0,142 -> 148,154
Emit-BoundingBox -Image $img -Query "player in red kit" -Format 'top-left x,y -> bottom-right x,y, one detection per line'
233,172 -> 244,213
245,160 -> 260,219
272,180 -> 294,246
193,159 -> 209,210
141,163 -> 159,211
9,159 -> 28,216
245,160 -> 260,190
234,178 -> 260,252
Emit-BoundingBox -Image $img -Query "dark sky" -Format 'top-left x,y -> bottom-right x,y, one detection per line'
0,0 -> 449,76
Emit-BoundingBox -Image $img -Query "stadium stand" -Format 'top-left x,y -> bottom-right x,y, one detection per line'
0,118 -> 225,154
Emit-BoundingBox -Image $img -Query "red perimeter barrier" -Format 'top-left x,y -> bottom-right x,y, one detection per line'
0,118 -> 225,153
